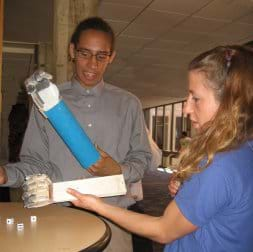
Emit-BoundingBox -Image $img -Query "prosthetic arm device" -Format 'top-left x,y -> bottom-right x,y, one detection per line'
25,70 -> 100,169
22,71 -> 127,208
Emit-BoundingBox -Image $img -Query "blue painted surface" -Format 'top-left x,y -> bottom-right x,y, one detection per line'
45,100 -> 100,168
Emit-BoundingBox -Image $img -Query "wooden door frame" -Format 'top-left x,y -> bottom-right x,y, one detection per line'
0,0 -> 3,113
0,0 -> 4,157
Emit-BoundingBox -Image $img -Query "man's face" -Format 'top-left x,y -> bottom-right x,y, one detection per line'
69,29 -> 115,88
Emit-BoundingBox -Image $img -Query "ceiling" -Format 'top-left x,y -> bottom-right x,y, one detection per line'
3,0 -> 253,108
98,0 -> 253,108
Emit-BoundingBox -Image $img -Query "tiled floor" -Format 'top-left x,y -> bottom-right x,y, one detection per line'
138,169 -> 172,252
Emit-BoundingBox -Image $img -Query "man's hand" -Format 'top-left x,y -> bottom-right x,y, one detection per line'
0,166 -> 7,184
168,175 -> 181,197
87,148 -> 122,176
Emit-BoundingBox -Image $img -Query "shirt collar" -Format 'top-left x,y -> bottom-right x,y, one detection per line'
71,78 -> 104,97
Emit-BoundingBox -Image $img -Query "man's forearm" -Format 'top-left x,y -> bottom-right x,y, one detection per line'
120,158 -> 148,183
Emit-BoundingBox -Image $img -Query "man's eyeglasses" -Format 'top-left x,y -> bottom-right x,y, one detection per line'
75,48 -> 112,62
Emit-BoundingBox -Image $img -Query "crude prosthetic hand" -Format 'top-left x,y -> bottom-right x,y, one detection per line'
22,174 -> 52,208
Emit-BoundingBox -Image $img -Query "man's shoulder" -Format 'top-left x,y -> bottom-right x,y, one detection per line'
104,82 -> 133,96
104,82 -> 140,103
57,81 -> 72,92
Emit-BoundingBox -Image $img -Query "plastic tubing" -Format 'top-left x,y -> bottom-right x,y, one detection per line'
45,100 -> 100,168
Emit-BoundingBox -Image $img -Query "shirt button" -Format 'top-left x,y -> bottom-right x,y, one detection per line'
88,123 -> 92,127
88,104 -> 91,108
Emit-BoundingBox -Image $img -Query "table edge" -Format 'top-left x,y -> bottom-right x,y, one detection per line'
80,219 -> 111,252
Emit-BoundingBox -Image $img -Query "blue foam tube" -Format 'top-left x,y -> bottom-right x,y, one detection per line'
45,100 -> 100,168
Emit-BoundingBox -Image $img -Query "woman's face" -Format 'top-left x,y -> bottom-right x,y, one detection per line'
184,70 -> 220,130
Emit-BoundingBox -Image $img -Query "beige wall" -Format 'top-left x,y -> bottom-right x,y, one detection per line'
53,0 -> 99,84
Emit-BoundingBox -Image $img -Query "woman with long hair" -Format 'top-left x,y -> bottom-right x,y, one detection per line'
68,45 -> 253,252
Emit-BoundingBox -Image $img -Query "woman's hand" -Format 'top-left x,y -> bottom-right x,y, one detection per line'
67,188 -> 105,212
168,176 -> 181,197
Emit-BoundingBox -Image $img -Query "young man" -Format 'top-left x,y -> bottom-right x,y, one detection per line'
0,17 -> 152,251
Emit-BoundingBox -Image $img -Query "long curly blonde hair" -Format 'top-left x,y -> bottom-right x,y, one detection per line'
175,45 -> 253,182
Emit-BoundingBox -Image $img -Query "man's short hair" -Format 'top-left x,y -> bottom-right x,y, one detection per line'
70,16 -> 115,52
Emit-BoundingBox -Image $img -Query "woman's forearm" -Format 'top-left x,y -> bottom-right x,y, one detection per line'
68,189 -> 195,244
96,201 -> 167,243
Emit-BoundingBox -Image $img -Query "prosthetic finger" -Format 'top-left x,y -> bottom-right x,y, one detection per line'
22,174 -> 53,208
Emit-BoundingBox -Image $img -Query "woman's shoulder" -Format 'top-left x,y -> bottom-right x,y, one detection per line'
200,141 -> 253,181
214,141 -> 253,166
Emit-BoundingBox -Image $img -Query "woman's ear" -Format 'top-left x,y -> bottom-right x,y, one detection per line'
69,43 -> 75,61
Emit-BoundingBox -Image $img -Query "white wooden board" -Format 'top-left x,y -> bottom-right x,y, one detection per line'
52,174 -> 127,202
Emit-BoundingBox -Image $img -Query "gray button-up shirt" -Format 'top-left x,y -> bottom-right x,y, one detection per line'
4,79 -> 152,207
